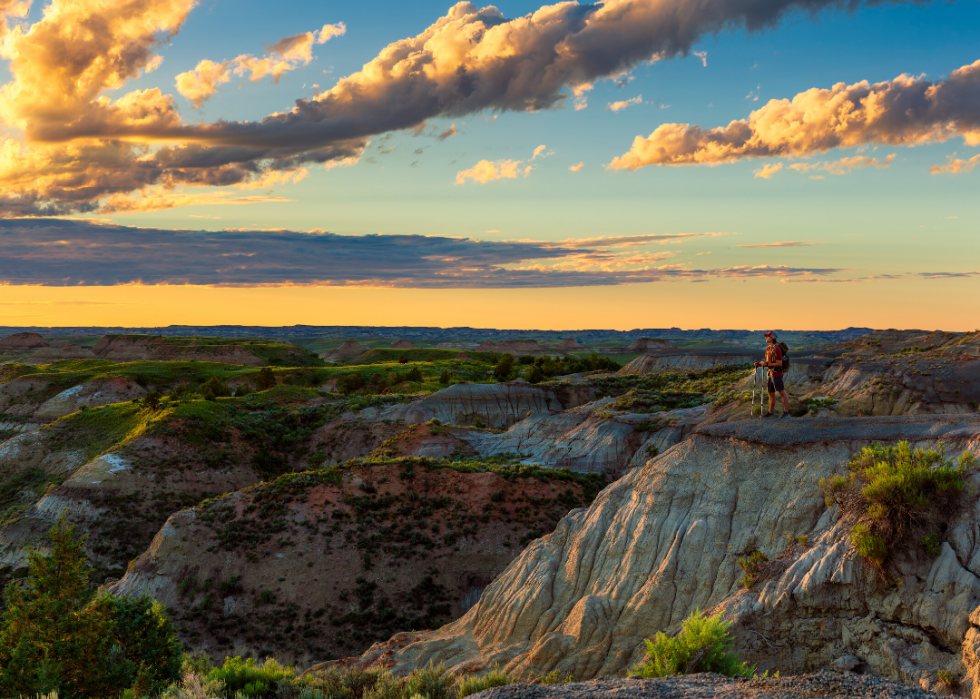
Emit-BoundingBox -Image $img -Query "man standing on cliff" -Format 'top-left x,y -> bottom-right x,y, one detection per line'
755,331 -> 791,418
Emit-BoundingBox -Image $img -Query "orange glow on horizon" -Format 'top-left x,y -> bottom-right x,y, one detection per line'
0,279 -> 977,332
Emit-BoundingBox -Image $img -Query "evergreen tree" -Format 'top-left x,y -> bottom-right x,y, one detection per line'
0,516 -> 114,698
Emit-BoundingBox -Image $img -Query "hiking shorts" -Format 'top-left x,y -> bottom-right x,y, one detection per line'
767,375 -> 785,393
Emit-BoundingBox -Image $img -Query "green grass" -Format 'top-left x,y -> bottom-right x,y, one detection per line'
577,364 -> 752,412
44,403 -> 149,462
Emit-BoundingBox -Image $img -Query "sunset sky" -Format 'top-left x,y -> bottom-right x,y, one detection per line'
0,0 -> 978,330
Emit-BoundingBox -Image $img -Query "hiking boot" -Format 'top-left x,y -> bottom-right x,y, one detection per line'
781,412 -> 791,419
763,412 -> 775,418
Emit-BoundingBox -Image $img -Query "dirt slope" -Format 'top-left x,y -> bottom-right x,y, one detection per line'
109,460 -> 601,667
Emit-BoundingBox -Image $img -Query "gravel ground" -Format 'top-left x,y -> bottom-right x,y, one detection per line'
470,673 -> 945,699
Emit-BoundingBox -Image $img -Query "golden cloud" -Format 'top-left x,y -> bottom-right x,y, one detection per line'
608,61 -> 980,169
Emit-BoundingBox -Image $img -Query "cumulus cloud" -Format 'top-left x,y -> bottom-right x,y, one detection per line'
456,159 -> 524,184
570,162 -> 585,172
608,61 -> 980,170
931,153 -> 980,174
608,95 -> 642,112
0,0 -> 941,214
0,219 -> 842,287
456,145 -> 549,184
753,162 -> 782,179
175,24 -> 345,108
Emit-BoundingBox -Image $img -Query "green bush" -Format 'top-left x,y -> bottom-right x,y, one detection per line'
456,667 -> 511,697
255,367 -> 277,391
629,609 -> 754,679
439,370 -> 451,385
737,551 -> 767,589
525,366 -> 544,384
207,657 -> 294,698
200,376 -> 232,400
820,441 -> 977,571
493,355 -> 515,382
405,662 -> 455,699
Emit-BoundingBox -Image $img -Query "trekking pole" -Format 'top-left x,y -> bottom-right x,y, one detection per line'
751,366 -> 757,418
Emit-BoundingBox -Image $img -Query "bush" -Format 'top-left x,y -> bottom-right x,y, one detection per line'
234,383 -> 253,398
456,667 -> 511,697
207,657 -> 294,698
405,662 -> 455,699
439,370 -> 451,385
255,368 -> 277,391
525,366 -> 544,384
200,377 -> 231,401
737,551 -> 767,589
0,516 -> 183,698
494,355 -> 515,382
820,441 -> 977,572
518,355 -> 535,366
629,609 -> 754,678
144,391 -> 163,410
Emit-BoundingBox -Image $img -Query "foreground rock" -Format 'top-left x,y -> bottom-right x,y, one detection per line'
109,460 -> 600,667
469,674 -> 941,699
338,414 -> 980,693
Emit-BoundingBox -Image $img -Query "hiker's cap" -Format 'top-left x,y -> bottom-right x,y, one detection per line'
764,331 -> 777,339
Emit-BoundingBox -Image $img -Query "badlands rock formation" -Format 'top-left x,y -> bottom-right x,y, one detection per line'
109,461 -> 599,666
0,332 -> 49,350
334,414 -> 980,695
391,339 -> 418,349
558,339 -> 585,352
34,375 -> 146,421
370,383 -> 563,431
626,338 -> 674,352
326,341 -> 371,362
619,351 -> 758,375
93,335 -> 270,365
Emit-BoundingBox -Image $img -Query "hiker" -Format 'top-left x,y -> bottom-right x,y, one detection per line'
754,331 -> 791,419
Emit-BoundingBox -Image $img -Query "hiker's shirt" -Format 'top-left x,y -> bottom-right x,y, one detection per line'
766,345 -> 784,378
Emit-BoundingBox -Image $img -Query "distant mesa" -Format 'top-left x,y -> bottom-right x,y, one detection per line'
0,332 -> 50,350
559,338 -> 585,352
325,340 -> 370,362
455,352 -> 471,360
478,339 -> 547,355
627,337 -> 675,352
390,339 -> 417,350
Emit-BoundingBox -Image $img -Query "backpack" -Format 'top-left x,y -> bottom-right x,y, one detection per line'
778,341 -> 790,371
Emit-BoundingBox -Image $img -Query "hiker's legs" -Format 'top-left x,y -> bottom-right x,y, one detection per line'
768,391 -> 776,413
779,389 -> 790,414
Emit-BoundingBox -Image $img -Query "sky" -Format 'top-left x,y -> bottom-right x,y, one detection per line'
0,0 -> 978,330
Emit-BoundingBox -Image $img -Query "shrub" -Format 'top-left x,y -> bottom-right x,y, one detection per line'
144,391 -> 163,410
255,368 -> 277,391
456,667 -> 511,697
493,355 -> 515,382
525,366 -> 544,384
937,670 -> 960,690
820,441 -> 977,572
737,551 -> 767,589
234,383 -> 253,398
207,657 -> 294,698
200,377 -> 232,400
518,355 -> 535,366
537,670 -> 575,685
629,609 -> 754,678
439,370 -> 451,385
405,662 -> 455,699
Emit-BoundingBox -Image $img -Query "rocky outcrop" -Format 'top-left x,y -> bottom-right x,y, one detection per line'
371,383 -> 563,431
558,339 -> 585,353
24,341 -> 98,363
0,332 -> 49,350
466,399 -> 650,475
391,340 -> 417,349
325,341 -> 370,363
108,461 -> 598,667
619,352 -> 756,375
34,376 -> 146,421
340,414 -> 980,693
626,338 -> 674,352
